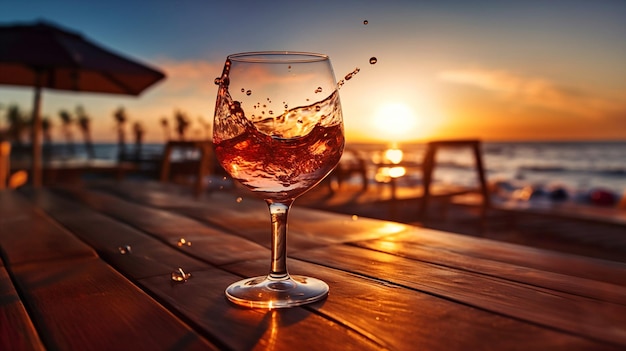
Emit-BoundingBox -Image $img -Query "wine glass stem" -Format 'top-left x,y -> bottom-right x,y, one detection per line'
267,201 -> 293,280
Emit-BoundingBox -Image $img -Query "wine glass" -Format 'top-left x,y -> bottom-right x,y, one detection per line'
213,51 -> 345,308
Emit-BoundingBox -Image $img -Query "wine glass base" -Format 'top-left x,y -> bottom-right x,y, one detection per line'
225,274 -> 329,309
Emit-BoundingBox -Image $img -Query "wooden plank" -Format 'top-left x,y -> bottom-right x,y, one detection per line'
362,229 -> 626,286
11,256 -> 218,351
222,258 -> 620,351
0,267 -> 46,351
26,189 -> 211,280
139,267 -> 384,351
25,188 -> 385,350
0,191 -> 96,265
292,244 -> 626,347
95,180 -> 626,282
48,187 -> 269,265
354,233 -> 626,305
90,181 -> 411,248
44,184 -> 610,349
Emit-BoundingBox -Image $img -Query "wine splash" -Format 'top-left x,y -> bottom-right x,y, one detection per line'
214,73 -> 344,201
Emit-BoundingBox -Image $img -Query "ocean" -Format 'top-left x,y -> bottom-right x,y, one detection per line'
28,140 -> 626,206
347,141 -> 626,206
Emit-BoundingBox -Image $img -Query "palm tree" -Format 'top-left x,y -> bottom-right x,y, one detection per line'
6,104 -> 27,147
58,109 -> 75,156
132,121 -> 145,161
174,110 -> 190,141
198,116 -> 212,140
113,107 -> 128,159
76,105 -> 95,159
41,116 -> 53,160
160,117 -> 170,141
41,117 -> 52,144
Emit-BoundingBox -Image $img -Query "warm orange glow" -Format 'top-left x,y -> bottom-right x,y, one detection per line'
375,166 -> 406,182
384,148 -> 403,164
371,103 -> 419,141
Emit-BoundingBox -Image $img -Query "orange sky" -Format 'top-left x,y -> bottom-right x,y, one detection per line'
2,1 -> 626,144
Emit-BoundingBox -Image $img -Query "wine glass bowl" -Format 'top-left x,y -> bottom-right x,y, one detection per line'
213,52 -> 345,308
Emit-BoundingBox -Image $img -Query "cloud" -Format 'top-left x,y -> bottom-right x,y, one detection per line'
154,58 -> 223,96
439,68 -> 624,119
123,58 -> 224,120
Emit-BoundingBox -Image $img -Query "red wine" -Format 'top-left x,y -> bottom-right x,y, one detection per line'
215,122 -> 344,201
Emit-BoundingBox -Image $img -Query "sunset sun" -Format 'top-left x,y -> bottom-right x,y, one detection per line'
371,102 -> 419,141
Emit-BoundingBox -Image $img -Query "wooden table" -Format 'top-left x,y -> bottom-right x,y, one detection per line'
1,180 -> 625,350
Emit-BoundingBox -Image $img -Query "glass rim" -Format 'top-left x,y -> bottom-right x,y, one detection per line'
227,51 -> 329,63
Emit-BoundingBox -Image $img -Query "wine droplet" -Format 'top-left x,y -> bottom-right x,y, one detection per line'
214,77 -> 221,85
171,268 -> 192,282
363,20 -> 369,25
369,57 -> 378,65
241,88 -> 245,93
236,197 -> 243,203
315,87 -> 323,93
177,238 -> 192,247
117,245 -> 132,254
246,90 -> 252,96
344,67 -> 361,81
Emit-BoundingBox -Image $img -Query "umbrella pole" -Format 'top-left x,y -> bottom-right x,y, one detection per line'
31,71 -> 43,187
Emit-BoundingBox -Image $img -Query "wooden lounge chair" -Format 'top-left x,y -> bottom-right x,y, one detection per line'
419,139 -> 490,220
159,140 -> 214,197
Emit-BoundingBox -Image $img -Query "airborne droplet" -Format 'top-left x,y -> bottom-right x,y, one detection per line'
369,57 -> 378,65
246,90 -> 252,96
315,87 -> 323,93
363,20 -> 369,25
214,77 -> 221,85
344,67 -> 361,81
241,88 -> 245,93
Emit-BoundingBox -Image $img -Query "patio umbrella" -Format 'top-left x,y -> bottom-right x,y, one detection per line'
0,20 -> 166,186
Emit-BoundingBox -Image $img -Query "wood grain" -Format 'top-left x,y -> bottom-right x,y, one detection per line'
354,232 -> 626,305
360,229 -> 626,286
0,267 -> 46,351
224,258 -> 621,351
49,187 -> 269,265
3,180 -> 623,350
0,191 -> 95,265
291,244 -> 626,347
12,257 -> 217,351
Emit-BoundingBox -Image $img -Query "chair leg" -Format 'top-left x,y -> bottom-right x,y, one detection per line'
420,144 -> 437,219
159,144 -> 173,182
472,144 -> 489,210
